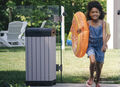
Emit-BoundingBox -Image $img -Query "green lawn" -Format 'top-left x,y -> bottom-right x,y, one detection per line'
0,47 -> 120,86
59,47 -> 120,83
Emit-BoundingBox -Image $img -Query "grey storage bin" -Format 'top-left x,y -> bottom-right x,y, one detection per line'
25,28 -> 56,86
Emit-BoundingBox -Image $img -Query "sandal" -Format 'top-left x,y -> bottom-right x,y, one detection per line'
96,83 -> 101,87
86,83 -> 91,87
86,79 -> 93,87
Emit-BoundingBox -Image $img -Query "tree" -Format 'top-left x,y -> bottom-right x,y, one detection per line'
6,0 -> 16,22
0,0 -> 106,33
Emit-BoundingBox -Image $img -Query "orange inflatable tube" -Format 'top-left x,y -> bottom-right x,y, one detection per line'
70,11 -> 89,58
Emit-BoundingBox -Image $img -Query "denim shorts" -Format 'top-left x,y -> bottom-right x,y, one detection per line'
86,46 -> 105,63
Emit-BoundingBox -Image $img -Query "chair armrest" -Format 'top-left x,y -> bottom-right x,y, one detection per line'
0,31 -> 8,33
0,31 -> 8,41
0,31 -> 8,36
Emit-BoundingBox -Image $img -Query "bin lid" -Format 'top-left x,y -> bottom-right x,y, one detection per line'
25,28 -> 56,37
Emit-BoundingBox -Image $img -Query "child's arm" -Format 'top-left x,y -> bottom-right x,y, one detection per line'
105,23 -> 111,44
102,21 -> 107,52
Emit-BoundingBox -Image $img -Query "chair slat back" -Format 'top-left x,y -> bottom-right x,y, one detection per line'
7,21 -> 23,41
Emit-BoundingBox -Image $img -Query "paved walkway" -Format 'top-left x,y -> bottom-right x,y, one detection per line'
31,83 -> 120,87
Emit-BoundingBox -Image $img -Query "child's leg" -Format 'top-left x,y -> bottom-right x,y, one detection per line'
95,62 -> 103,85
89,55 -> 96,79
87,55 -> 96,85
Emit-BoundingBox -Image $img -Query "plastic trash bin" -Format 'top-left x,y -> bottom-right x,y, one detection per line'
25,28 -> 56,86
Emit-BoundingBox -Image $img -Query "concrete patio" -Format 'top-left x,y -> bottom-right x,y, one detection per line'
31,83 -> 120,87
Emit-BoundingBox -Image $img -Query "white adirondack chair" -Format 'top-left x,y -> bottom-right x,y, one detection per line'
0,21 -> 27,47
40,20 -> 47,28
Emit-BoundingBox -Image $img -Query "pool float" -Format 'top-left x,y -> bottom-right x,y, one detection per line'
70,11 -> 89,58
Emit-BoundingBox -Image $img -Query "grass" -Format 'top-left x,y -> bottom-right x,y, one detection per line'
0,47 -> 26,86
0,47 -> 120,86
57,46 -> 120,83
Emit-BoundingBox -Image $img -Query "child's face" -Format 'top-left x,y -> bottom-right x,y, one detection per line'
89,7 -> 100,20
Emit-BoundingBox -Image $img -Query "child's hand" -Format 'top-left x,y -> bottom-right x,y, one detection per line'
77,29 -> 81,34
101,44 -> 107,52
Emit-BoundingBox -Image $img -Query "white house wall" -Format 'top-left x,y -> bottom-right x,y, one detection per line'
107,0 -> 114,49
113,0 -> 120,49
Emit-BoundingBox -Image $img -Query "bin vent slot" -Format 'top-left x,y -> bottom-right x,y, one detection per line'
118,10 -> 120,15
56,64 -> 62,71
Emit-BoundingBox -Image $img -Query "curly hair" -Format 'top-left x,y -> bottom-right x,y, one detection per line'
86,1 -> 105,20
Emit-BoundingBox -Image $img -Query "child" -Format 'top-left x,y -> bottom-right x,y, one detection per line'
85,1 -> 110,87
